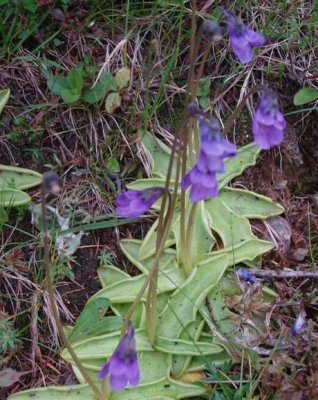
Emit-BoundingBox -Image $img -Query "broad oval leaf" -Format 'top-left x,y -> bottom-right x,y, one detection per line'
115,67 -> 130,90
61,329 -> 153,362
105,92 -> 121,113
154,336 -> 222,356
90,267 -> 186,303
156,254 -> 229,338
8,384 -> 95,400
138,130 -> 177,179
198,239 -> 274,266
217,143 -> 260,188
67,68 -> 83,93
293,87 -> 318,106
0,165 -> 42,190
47,75 -> 70,96
82,72 -> 117,104
219,187 -> 284,219
205,197 -> 255,247
0,189 -> 31,207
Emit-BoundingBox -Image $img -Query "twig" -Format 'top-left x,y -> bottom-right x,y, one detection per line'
251,268 -> 318,279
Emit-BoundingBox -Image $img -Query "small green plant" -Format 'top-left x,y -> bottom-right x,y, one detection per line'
0,0 -> 56,57
0,316 -> 20,355
197,78 -> 211,109
46,65 -> 130,112
205,362 -> 252,400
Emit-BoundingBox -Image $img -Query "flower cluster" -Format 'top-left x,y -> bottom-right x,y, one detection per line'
223,9 -> 265,64
116,187 -> 165,218
253,91 -> 286,149
99,322 -> 140,391
182,118 -> 237,202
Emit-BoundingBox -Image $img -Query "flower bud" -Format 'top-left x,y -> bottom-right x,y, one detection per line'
202,19 -> 222,41
188,102 -> 199,116
43,171 -> 62,195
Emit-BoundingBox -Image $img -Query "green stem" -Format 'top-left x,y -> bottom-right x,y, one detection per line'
41,189 -> 104,400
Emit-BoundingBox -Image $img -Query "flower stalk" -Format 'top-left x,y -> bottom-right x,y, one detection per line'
41,182 -> 105,400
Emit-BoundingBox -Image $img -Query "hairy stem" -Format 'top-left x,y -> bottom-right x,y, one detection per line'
41,189 -> 104,400
222,86 -> 263,137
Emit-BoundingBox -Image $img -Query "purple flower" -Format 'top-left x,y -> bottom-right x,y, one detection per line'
223,9 -> 265,64
291,309 -> 306,337
116,187 -> 164,218
252,92 -> 286,149
181,118 -> 237,202
182,167 -> 218,202
237,268 -> 255,284
99,322 -> 140,391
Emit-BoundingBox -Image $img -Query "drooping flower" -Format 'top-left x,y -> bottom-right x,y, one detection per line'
99,322 -> 140,391
116,187 -> 165,218
223,9 -> 265,64
291,309 -> 306,337
237,268 -> 255,284
201,19 -> 222,42
252,91 -> 286,149
181,118 -> 237,202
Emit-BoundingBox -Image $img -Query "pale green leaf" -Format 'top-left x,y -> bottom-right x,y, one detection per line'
72,351 -> 169,385
217,143 -> 260,188
97,264 -> 130,288
61,329 -> 153,362
156,254 -> 229,338
0,165 -> 42,190
105,92 -> 121,113
198,239 -> 274,266
111,302 -> 145,328
111,378 -> 205,400
120,239 -> 176,273
90,267 -> 186,303
0,189 -> 31,207
8,384 -> 94,400
138,219 -> 175,260
127,178 -> 172,193
205,197 -> 256,247
172,201 -> 216,267
219,187 -> 284,218
115,67 -> 130,90
172,317 -> 205,377
139,130 -> 177,179
155,336 -> 222,356
68,299 -> 122,343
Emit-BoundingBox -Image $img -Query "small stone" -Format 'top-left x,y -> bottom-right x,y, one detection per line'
288,248 -> 308,262
273,179 -> 288,190
51,8 -> 65,21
